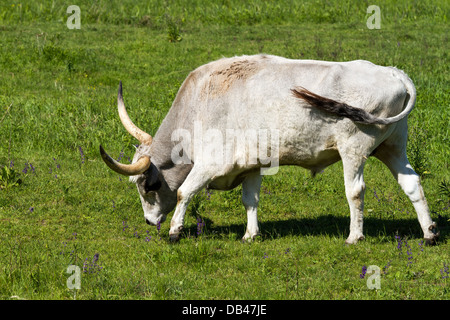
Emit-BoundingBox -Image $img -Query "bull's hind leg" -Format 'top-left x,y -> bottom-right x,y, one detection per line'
341,155 -> 367,244
374,145 -> 438,244
241,172 -> 262,241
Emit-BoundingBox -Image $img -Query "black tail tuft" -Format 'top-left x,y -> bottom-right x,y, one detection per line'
291,87 -> 384,124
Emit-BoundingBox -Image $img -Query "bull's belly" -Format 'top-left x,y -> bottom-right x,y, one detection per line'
206,171 -> 250,191
279,148 -> 341,174
206,147 -> 341,191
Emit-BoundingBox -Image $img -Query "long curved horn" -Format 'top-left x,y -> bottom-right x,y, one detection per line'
118,81 -> 153,145
99,145 -> 151,176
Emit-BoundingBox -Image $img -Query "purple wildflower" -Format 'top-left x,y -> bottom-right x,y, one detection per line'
53,157 -> 61,170
418,240 -> 424,254
83,258 -> 88,272
383,260 -> 392,274
360,265 -> 367,279
78,147 -> 85,164
83,253 -> 102,274
373,189 -> 380,202
395,235 -> 403,255
405,239 -> 413,266
154,220 -> 162,240
29,207 -> 34,213
197,217 -> 205,236
157,220 -> 161,233
117,149 -> 124,162
22,162 -> 29,174
441,263 -> 449,279
60,241 -> 67,255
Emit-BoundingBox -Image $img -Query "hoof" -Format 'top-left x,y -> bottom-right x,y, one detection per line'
425,223 -> 439,246
242,230 -> 260,242
169,233 -> 180,242
169,226 -> 183,242
345,234 -> 365,245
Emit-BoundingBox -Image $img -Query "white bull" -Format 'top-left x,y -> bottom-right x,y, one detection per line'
100,54 -> 439,244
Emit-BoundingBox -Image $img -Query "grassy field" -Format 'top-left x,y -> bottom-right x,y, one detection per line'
0,0 -> 449,300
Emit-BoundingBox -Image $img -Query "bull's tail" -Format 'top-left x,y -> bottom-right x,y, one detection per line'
291,71 -> 416,125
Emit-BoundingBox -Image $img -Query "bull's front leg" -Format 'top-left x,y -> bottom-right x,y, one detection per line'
169,165 -> 213,241
169,191 -> 191,241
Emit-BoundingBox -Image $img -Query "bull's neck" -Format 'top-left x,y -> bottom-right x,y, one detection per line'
149,138 -> 193,192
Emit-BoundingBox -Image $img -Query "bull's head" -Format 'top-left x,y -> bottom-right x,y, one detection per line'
100,82 -> 177,226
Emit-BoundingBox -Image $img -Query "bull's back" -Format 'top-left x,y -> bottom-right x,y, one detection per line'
183,55 -> 406,121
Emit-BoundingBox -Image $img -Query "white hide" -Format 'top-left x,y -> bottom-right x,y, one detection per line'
119,55 -> 437,244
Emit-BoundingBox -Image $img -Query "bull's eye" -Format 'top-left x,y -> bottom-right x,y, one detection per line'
144,180 -> 162,193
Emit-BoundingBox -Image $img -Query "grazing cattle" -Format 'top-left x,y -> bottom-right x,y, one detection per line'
100,54 -> 439,244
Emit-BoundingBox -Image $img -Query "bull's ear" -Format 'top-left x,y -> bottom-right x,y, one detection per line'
143,164 -> 162,193
145,179 -> 162,193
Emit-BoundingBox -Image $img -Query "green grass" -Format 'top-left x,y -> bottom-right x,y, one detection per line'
0,0 -> 449,300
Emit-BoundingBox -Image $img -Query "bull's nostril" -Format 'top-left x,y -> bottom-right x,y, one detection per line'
145,219 -> 151,225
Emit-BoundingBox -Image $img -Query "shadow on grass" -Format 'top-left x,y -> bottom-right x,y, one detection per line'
185,214 -> 448,244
